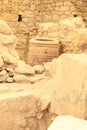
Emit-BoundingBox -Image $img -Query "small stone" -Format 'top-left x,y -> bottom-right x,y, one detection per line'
6,77 -> 13,83
33,65 -> 45,74
9,72 -> 14,77
0,70 -> 7,76
13,74 -> 27,83
27,74 -> 45,84
2,51 -> 18,67
0,75 -> 7,82
5,66 -> 14,73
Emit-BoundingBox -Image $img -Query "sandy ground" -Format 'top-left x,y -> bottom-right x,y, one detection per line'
0,77 -> 54,101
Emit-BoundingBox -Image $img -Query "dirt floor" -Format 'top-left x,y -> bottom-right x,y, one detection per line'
0,77 -> 54,100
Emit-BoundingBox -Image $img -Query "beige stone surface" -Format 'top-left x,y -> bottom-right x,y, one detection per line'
0,34 -> 15,45
0,56 -> 4,68
15,60 -> 35,75
51,54 -> 87,119
37,17 -> 86,54
0,20 -> 19,68
0,91 -> 37,130
0,70 -> 7,76
48,115 -> 87,130
0,81 -> 52,130
44,59 -> 58,77
13,74 -> 27,83
33,65 -> 45,74
26,74 -> 45,84
72,28 -> 87,53
1,52 -> 87,129
59,17 -> 85,29
6,76 -> 13,83
0,20 -> 12,34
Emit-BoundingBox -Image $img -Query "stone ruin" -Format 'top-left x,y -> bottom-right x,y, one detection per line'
0,20 -> 49,84
36,16 -> 87,54
0,17 -> 87,130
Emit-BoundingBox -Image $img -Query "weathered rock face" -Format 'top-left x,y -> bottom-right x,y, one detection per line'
72,28 -> 87,53
0,92 -> 37,130
50,54 -> 87,119
0,20 -> 12,34
48,115 -> 87,130
0,90 -> 51,130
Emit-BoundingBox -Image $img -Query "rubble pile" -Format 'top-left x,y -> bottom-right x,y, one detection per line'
36,17 -> 87,54
0,20 -> 46,83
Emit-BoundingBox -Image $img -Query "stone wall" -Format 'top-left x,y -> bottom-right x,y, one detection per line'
0,0 -> 40,61
0,0 -> 87,61
41,0 -> 87,25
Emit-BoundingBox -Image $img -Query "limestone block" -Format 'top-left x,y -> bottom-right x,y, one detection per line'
72,28 -> 87,52
37,97 -> 50,111
27,74 -> 45,84
7,44 -> 20,60
33,65 -> 45,74
5,67 -> 14,73
15,22 -> 29,34
9,72 -> 14,78
60,6 -> 70,11
15,60 -> 35,75
0,75 -> 7,83
44,59 -> 58,77
23,0 -> 30,4
13,74 -> 27,83
0,70 -> 7,76
48,115 -> 87,130
3,0 -> 9,4
37,119 -> 47,130
1,13 -> 17,22
0,34 -> 15,45
52,14 -> 60,22
5,77 -> 13,83
0,20 -> 12,34
2,51 -> 18,66
0,91 -> 37,130
64,1 -> 72,6
51,54 -> 87,119
34,0 -> 40,5
27,118 -> 37,130
45,15 -> 52,22
59,17 -> 85,29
